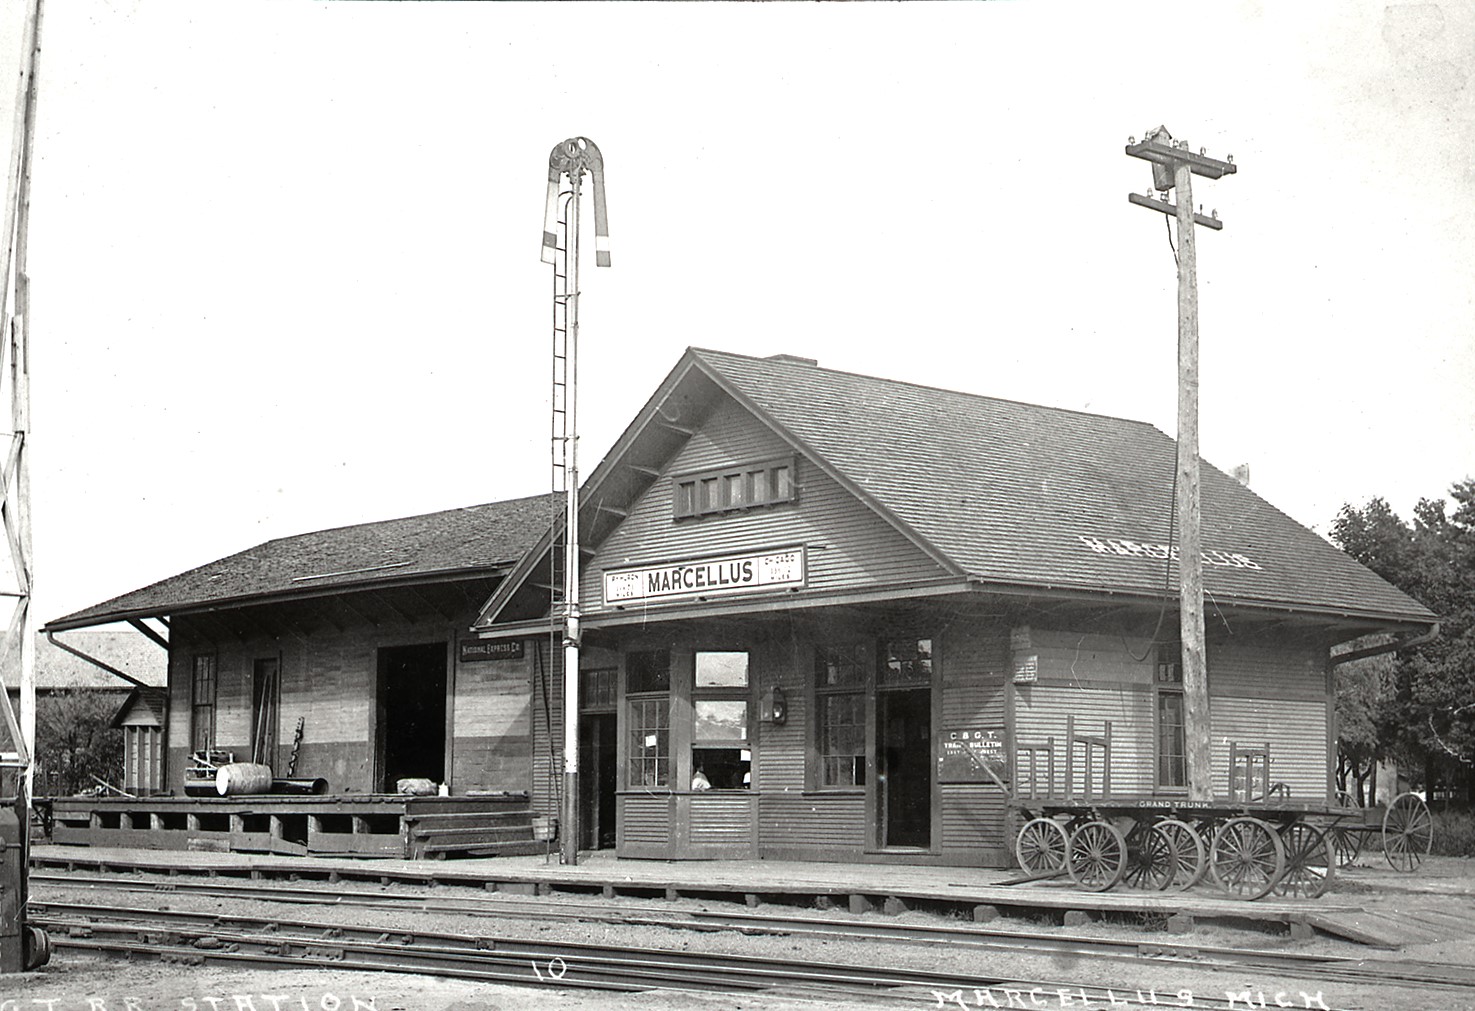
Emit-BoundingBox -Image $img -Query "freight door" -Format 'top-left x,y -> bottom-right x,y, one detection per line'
376,642 -> 448,792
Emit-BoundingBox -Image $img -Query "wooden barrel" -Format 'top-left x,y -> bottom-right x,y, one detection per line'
215,763 -> 273,796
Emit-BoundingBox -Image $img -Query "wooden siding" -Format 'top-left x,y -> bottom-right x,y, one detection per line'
619,794 -> 672,845
167,612 -> 536,797
941,783 -> 1006,852
939,624 -> 1010,858
529,636 -> 562,817
586,397 -> 947,608
452,652 -> 532,792
1013,685 -> 1154,795
1210,697 -> 1329,801
758,793 -> 866,853
690,794 -> 753,846
1209,638 -> 1328,702
1011,626 -> 1332,800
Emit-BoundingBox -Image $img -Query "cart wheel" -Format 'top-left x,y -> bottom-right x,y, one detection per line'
1157,818 -> 1207,890
1383,792 -> 1433,873
1123,823 -> 1176,891
1015,817 -> 1069,875
1274,823 -> 1334,899
1210,816 -> 1286,901
1330,824 -> 1364,867
1067,820 -> 1127,892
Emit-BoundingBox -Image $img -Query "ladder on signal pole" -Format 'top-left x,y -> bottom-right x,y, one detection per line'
539,137 -> 609,866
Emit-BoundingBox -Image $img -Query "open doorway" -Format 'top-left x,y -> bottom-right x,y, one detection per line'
579,713 -> 617,850
877,688 -> 931,848
376,642 -> 447,792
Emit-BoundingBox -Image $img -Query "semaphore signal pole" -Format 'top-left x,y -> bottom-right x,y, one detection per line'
1126,127 -> 1236,802
542,138 -> 610,865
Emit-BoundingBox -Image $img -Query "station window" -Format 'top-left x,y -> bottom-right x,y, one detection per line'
581,668 -> 617,711
881,638 -> 933,684
1156,644 -> 1186,790
691,651 -> 750,790
190,654 -> 217,754
627,651 -> 671,788
815,644 -> 867,788
673,457 -> 797,519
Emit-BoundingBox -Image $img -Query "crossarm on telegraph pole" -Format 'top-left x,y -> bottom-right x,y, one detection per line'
1126,126 -> 1236,802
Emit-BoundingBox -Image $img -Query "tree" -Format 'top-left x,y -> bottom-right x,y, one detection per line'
33,689 -> 124,796
1332,478 -> 1475,805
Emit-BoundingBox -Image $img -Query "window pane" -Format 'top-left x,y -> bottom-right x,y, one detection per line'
694,700 -> 747,742
695,651 -> 748,687
582,668 -> 617,709
769,465 -> 792,502
700,477 -> 720,513
724,473 -> 746,509
881,638 -> 933,684
675,481 -> 695,517
627,650 -> 671,694
629,697 -> 670,788
1158,691 -> 1185,788
818,692 -> 866,787
693,747 -> 750,790
815,644 -> 865,687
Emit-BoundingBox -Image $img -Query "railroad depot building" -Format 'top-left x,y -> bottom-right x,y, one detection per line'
473,349 -> 1435,866
43,348 -> 1435,866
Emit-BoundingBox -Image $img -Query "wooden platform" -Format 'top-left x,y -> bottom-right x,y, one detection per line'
42,793 -> 543,860
30,844 -> 1355,937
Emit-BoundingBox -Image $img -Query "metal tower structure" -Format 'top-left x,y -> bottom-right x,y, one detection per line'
541,137 -> 609,865
0,0 -> 49,974
0,0 -> 43,795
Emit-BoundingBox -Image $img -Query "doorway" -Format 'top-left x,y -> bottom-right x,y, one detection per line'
877,688 -> 931,848
579,713 -> 617,850
376,643 -> 448,792
250,657 -> 280,767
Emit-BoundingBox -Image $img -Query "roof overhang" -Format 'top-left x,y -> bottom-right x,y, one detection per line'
46,562 -> 519,634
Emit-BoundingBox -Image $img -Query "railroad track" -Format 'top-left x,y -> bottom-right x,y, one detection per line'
32,873 -> 1475,1004
31,900 -> 1387,1011
22,870 -> 1438,979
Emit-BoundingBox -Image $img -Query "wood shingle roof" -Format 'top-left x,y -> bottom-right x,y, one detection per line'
689,348 -> 1433,625
46,493 -> 558,631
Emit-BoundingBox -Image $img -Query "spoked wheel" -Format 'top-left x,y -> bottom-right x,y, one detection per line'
1210,816 -> 1286,901
1330,825 -> 1364,867
1122,822 -> 1177,890
1383,792 -> 1433,872
1330,791 -> 1365,867
1157,818 -> 1207,890
1274,823 -> 1334,898
1015,816 -> 1069,875
1067,820 -> 1127,892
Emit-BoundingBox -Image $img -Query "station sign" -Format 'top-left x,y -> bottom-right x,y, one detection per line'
459,638 -> 525,663
603,547 -> 806,605
938,728 -> 1007,784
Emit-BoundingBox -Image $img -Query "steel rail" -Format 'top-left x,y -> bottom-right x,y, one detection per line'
33,872 -> 1455,989
27,871 -> 1377,974
33,903 -> 1361,1011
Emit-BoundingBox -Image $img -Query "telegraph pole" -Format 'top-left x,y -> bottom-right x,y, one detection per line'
1126,127 -> 1236,801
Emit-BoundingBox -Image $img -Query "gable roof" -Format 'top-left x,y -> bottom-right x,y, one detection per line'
480,348 -> 1433,630
47,493 -> 559,632
30,630 -> 166,690
687,348 -> 1431,624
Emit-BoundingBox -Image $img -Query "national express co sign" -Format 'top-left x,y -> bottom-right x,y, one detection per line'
603,547 -> 806,605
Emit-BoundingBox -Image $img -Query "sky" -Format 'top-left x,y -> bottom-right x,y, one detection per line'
0,0 -> 1469,625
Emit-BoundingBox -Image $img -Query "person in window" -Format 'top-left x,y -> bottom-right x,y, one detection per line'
691,768 -> 712,791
